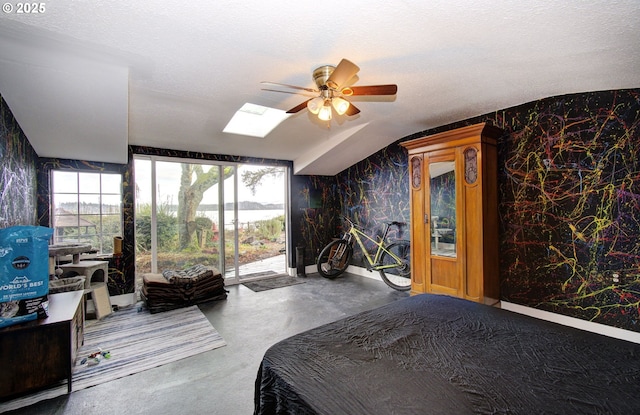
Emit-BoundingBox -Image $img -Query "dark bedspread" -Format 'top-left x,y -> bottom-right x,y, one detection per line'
254,294 -> 640,415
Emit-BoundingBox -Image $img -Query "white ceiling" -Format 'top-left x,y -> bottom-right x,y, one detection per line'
1,1 -> 639,175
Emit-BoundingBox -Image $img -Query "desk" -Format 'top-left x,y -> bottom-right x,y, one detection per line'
0,291 -> 84,399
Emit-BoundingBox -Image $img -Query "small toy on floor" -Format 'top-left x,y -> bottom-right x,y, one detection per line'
80,347 -> 111,366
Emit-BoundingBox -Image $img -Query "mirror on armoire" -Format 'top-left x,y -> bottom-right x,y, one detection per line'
429,161 -> 456,258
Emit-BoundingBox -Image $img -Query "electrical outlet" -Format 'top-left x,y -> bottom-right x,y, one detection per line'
612,273 -> 620,283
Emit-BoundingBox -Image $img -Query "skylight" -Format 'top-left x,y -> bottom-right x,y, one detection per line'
223,103 -> 290,138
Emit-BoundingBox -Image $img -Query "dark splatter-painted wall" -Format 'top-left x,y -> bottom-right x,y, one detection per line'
290,174 -> 340,265
290,143 -> 411,268
321,89 -> 640,332
0,96 -> 38,228
335,143 -> 411,267
491,89 -> 640,332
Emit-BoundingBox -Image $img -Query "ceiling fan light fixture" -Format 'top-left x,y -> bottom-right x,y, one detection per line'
332,97 -> 350,115
318,100 -> 332,121
340,87 -> 354,96
263,58 -> 397,121
307,97 -> 324,114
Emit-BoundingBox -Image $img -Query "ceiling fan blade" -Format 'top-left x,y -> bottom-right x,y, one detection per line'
342,84 -> 398,96
326,59 -> 360,90
261,88 -> 316,97
261,81 -> 317,93
286,99 -> 311,114
345,102 -> 360,116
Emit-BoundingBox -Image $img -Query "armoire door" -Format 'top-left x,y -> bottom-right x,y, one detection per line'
425,148 -> 461,297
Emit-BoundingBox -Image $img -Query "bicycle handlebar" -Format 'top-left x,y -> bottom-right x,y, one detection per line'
341,216 -> 360,231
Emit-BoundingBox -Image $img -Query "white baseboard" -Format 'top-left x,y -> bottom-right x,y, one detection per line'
502,301 -> 640,344
346,265 -> 381,281
303,264 -> 316,276
110,293 -> 137,307
303,263 -> 381,281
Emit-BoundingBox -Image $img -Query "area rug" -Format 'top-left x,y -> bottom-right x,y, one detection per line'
0,304 -> 226,413
242,274 -> 306,292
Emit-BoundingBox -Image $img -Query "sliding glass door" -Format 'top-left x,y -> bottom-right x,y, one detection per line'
134,158 -> 226,276
233,164 -> 287,281
134,156 -> 286,285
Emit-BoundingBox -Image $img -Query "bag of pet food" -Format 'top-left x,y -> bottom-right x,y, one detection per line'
0,226 -> 53,328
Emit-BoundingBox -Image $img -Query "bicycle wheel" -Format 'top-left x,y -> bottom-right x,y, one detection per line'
317,239 -> 352,279
378,240 -> 411,291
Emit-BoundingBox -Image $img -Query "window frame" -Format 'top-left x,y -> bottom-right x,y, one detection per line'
50,169 -> 123,254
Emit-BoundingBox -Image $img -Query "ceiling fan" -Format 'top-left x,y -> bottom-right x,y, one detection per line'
262,58 -> 397,121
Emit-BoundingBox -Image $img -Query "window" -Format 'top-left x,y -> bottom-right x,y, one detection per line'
51,170 -> 122,254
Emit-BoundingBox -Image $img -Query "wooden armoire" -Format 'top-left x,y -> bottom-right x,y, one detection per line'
400,123 -> 502,304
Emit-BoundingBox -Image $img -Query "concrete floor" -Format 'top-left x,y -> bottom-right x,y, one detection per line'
5,272 -> 408,415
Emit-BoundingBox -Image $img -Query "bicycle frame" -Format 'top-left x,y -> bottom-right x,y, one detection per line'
318,217 -> 410,290
344,220 -> 404,271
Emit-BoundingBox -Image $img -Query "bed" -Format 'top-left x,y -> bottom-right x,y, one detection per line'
254,294 -> 640,415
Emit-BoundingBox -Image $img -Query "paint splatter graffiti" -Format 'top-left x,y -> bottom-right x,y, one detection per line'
335,143 -> 410,267
0,97 -> 38,228
496,90 -> 640,330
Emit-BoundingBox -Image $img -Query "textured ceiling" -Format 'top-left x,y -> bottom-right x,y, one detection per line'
1,1 -> 639,175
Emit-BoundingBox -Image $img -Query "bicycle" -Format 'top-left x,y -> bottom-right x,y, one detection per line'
316,216 -> 411,291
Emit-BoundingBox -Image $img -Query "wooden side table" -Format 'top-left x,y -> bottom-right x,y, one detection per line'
0,290 -> 84,399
